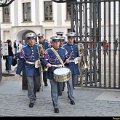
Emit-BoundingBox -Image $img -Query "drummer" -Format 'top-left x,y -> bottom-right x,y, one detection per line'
56,32 -> 66,96
43,35 -> 75,113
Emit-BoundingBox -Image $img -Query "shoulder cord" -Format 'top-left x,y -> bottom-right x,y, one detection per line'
51,47 -> 64,67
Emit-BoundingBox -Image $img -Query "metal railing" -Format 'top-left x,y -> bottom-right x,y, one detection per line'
71,0 -> 120,88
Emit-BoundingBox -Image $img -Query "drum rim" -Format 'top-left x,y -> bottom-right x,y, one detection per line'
53,67 -> 70,74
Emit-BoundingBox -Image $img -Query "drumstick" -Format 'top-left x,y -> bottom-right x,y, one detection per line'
44,64 -> 63,71
64,51 -> 73,64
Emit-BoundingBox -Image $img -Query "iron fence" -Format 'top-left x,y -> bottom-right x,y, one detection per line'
71,0 -> 120,88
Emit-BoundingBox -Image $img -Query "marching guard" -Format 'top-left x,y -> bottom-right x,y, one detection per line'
56,32 -> 65,96
16,32 -> 41,108
43,36 -> 75,113
63,32 -> 80,88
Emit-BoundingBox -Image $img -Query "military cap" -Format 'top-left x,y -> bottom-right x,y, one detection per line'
60,36 -> 65,41
26,32 -> 36,39
66,32 -> 76,37
50,36 -> 61,42
37,33 -> 44,37
56,32 -> 63,36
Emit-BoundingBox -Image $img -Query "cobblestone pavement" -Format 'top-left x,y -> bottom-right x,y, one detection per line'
1,59 -> 120,117
0,74 -> 120,117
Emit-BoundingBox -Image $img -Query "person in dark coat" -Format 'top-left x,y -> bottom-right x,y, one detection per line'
6,39 -> 14,73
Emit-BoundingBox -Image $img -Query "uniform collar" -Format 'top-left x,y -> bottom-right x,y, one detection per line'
52,46 -> 59,50
27,43 -> 36,47
67,42 -> 74,46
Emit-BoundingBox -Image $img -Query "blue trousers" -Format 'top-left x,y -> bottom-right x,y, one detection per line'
49,78 -> 74,108
7,56 -> 12,71
27,75 -> 40,103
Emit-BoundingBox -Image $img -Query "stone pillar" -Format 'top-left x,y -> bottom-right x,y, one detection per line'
0,23 -> 2,82
0,40 -> 2,82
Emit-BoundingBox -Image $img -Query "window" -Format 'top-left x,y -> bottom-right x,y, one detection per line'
44,1 -> 53,21
66,2 -> 71,20
3,6 -> 10,23
67,29 -> 72,33
23,2 -> 31,22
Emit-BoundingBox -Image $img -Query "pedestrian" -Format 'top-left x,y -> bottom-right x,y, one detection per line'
15,40 -> 26,76
43,36 -> 75,113
37,33 -> 50,86
101,40 -> 109,55
63,32 -> 80,88
114,38 -> 118,55
6,39 -> 14,74
16,32 -> 41,108
13,40 -> 17,55
105,40 -> 109,55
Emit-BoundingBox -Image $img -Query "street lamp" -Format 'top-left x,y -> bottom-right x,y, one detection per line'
0,0 -> 15,82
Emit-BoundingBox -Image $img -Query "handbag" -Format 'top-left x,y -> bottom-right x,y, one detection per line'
12,57 -> 17,66
3,55 -> 8,60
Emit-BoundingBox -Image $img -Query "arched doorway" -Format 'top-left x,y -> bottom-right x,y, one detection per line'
17,30 -> 36,43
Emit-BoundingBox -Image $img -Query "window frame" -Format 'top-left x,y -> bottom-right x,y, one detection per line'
22,2 -> 31,22
44,1 -> 53,21
66,2 -> 71,21
3,6 -> 10,23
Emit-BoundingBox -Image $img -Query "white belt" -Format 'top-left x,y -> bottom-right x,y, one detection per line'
26,61 -> 35,64
69,60 -> 74,62
51,64 -> 63,67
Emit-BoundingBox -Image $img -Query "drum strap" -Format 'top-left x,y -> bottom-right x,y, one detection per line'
51,47 -> 64,67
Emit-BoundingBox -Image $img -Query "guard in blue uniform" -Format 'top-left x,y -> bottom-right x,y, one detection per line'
56,32 -> 65,96
63,32 -> 80,88
59,36 -> 67,91
16,32 -> 41,108
37,33 -> 50,86
43,36 -> 75,113
56,32 -> 67,96
56,32 -> 67,45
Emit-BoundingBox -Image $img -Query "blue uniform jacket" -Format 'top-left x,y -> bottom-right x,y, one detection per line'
16,43 -> 40,77
44,47 -> 68,80
63,43 -> 80,75
39,40 -> 50,50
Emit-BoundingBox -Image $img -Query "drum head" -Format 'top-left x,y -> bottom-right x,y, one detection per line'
54,67 -> 70,75
54,67 -> 71,82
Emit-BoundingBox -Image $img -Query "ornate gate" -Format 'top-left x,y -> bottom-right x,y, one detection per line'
53,0 -> 120,89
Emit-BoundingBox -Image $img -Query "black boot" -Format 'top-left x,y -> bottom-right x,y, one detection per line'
58,92 -> 62,96
29,103 -> 34,108
37,88 -> 40,92
54,108 -> 59,113
68,95 -> 75,105
44,83 -> 48,86
70,100 -> 75,105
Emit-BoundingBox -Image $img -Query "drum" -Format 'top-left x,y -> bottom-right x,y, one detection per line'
53,67 -> 71,82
